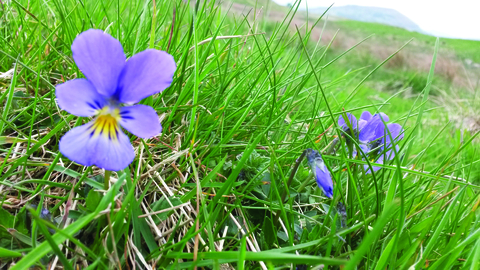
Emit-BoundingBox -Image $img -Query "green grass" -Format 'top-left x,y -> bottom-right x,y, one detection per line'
0,0 -> 479,269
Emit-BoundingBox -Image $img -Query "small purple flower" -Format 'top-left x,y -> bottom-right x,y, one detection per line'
56,29 -> 176,171
359,113 -> 403,173
336,111 -> 404,173
306,149 -> 333,198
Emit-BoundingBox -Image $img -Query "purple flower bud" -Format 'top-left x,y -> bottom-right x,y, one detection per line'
306,149 -> 333,198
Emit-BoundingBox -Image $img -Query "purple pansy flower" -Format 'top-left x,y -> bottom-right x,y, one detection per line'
337,111 -> 404,173
306,149 -> 333,198
56,29 -> 176,171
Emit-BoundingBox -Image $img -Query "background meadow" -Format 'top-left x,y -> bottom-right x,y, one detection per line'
0,0 -> 479,269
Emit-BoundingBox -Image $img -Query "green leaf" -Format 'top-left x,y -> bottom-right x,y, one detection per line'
262,216 -> 275,249
85,190 -> 101,212
0,208 -> 15,230
0,246 -> 21,257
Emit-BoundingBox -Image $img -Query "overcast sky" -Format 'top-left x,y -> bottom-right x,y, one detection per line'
272,0 -> 480,40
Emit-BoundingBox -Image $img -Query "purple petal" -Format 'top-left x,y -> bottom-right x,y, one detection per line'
359,123 -> 378,143
119,105 -> 162,138
381,145 -> 399,160
59,122 -> 96,167
56,79 -> 107,117
315,165 -> 333,198
59,121 -> 134,171
385,123 -> 404,144
359,111 -> 373,130
117,49 -> 176,104
365,157 -> 384,174
360,111 -> 372,122
92,128 -> 135,171
306,149 -> 333,198
358,120 -> 368,131
374,123 -> 404,148
359,113 -> 389,142
358,143 -> 370,156
365,148 -> 397,174
374,123 -> 387,142
338,113 -> 357,131
376,113 -> 389,122
72,29 -> 126,97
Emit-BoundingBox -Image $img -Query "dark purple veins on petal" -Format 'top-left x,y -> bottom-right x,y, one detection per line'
95,100 -> 103,109
87,102 -> 96,109
119,110 -> 134,119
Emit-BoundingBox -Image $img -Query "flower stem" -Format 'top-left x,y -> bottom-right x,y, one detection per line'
104,170 -> 111,190
281,150 -> 307,203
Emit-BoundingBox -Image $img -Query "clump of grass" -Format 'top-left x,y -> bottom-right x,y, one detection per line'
0,0 -> 479,269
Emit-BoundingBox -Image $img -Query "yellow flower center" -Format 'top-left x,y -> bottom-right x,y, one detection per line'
90,107 -> 121,141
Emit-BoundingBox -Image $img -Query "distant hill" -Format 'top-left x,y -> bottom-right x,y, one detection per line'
309,5 -> 424,33
233,0 -> 284,10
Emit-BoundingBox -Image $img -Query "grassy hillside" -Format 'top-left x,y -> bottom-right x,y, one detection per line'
309,5 -> 423,32
231,0 -> 284,11
0,0 -> 479,269
333,19 -> 480,63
